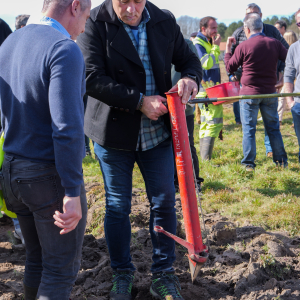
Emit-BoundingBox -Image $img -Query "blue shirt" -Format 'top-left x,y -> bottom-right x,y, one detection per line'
0,24 -> 86,196
249,32 -> 265,39
38,16 -> 71,38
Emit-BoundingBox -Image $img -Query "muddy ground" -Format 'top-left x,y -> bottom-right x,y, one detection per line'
1,185 -> 300,300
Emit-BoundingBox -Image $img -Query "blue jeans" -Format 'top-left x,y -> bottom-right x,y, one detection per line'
233,101 -> 241,123
291,102 -> 300,162
0,155 -> 87,300
240,97 -> 287,168
83,95 -> 91,153
229,77 -> 241,123
264,128 -> 273,155
264,98 -> 280,155
94,138 -> 176,273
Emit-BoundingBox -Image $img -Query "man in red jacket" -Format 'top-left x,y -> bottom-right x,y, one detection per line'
224,13 -> 288,171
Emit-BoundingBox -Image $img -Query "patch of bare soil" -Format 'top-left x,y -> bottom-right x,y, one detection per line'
1,188 -> 300,300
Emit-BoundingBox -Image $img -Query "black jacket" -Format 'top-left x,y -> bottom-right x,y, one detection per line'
77,0 -> 202,150
230,23 -> 289,79
0,19 -> 12,47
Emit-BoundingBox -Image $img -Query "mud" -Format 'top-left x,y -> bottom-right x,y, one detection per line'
1,187 -> 300,300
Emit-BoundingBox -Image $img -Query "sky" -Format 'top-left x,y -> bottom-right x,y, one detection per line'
0,0 -> 296,31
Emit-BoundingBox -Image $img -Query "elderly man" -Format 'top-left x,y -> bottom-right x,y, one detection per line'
224,13 -> 288,171
77,0 -> 201,299
285,9 -> 300,163
0,0 -> 91,299
230,3 -> 289,143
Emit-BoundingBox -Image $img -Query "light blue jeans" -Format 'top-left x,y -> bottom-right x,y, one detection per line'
240,97 -> 287,168
291,102 -> 300,163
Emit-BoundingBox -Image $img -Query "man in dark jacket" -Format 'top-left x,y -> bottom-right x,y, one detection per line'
230,3 -> 289,128
0,18 -> 12,46
77,1 -> 201,299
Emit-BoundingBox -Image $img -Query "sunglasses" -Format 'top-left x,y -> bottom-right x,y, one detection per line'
297,22 -> 300,27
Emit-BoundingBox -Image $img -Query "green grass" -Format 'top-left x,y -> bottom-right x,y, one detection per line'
196,106 -> 300,234
82,106 -> 300,236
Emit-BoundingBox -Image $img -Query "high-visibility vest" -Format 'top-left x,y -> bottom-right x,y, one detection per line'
199,104 -> 223,138
193,37 -> 220,71
0,132 -> 17,219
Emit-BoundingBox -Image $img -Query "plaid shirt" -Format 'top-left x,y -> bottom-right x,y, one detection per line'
120,9 -> 170,151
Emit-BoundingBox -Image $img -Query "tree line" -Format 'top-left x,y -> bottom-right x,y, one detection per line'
177,14 -> 297,41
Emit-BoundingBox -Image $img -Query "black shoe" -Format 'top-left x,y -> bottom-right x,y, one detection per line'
110,270 -> 134,300
196,177 -> 204,192
150,272 -> 184,300
86,150 -> 92,156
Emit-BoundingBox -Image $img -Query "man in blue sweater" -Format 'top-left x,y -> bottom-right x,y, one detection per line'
0,0 -> 91,299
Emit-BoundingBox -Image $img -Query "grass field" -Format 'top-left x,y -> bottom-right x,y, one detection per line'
83,62 -> 300,237
83,106 -> 300,237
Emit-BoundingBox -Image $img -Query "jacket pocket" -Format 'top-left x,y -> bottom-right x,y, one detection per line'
16,175 -> 61,220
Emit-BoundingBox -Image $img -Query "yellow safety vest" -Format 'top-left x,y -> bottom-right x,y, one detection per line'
193,37 -> 220,71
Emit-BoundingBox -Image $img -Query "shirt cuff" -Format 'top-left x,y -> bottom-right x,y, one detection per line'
136,93 -> 144,110
284,76 -> 295,84
65,186 -> 81,197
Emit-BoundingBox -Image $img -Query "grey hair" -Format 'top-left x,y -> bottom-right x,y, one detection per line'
246,3 -> 261,14
42,0 -> 90,15
244,13 -> 263,33
15,14 -> 30,30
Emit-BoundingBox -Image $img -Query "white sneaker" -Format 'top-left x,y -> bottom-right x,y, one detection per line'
257,117 -> 263,121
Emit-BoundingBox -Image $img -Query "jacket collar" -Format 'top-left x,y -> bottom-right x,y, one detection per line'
196,32 -> 211,44
92,0 -> 169,27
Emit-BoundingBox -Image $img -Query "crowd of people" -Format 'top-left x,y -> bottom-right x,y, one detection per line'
0,1 -> 299,300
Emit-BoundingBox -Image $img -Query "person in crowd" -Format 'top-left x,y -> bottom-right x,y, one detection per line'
83,94 -> 92,156
10,14 -> 31,245
265,30 -> 298,156
276,31 -> 298,124
0,0 -> 91,299
230,3 -> 289,140
171,38 -> 203,192
193,16 -> 223,161
0,17 -> 25,245
0,18 -> 12,46
77,0 -> 201,299
15,14 -> 30,30
190,31 -> 197,41
275,20 -> 287,36
285,9 -> 300,163
225,13 -> 288,171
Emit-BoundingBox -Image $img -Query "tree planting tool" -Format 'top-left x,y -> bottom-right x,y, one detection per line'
188,92 -> 300,105
154,91 -> 209,283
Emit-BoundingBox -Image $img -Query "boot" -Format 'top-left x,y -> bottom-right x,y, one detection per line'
23,283 -> 38,300
200,137 -> 215,161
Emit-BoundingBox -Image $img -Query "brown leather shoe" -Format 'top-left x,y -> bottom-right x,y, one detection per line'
267,152 -> 273,158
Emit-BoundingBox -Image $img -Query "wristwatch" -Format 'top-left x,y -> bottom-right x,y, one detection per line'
186,74 -> 198,85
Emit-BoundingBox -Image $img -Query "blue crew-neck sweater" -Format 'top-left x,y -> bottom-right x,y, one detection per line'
0,24 -> 86,197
